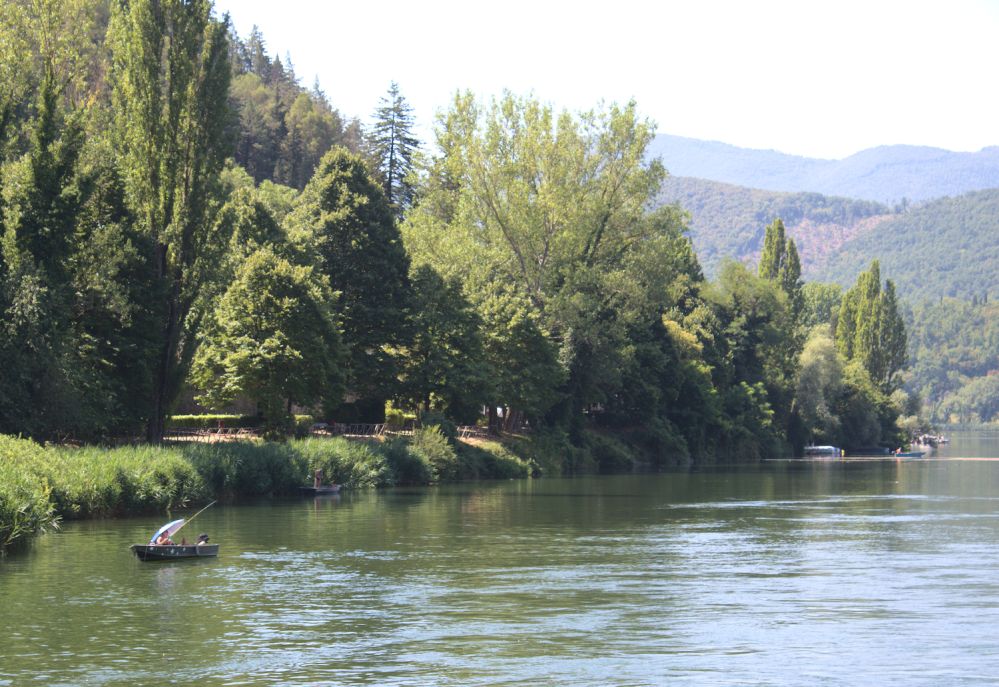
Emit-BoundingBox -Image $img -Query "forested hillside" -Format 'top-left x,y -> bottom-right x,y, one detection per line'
655,176 -> 892,277
815,189 -> 999,302
905,299 -> 999,423
650,134 -> 999,203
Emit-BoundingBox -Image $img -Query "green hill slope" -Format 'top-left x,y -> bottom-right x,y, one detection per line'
656,176 -> 892,277
815,189 -> 999,302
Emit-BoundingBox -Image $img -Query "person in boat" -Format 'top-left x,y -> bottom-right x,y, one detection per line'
155,532 -> 175,546
314,468 -> 323,488
197,533 -> 210,546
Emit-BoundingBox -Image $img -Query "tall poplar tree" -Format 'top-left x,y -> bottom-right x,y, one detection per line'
758,218 -> 803,319
108,0 -> 233,441
834,260 -> 907,393
367,82 -> 420,216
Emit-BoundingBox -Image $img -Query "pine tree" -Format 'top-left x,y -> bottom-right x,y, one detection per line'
367,82 -> 420,216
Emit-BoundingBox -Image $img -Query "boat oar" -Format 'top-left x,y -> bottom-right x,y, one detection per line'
171,499 -> 217,541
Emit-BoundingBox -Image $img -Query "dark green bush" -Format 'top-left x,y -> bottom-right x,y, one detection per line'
291,438 -> 391,488
381,437 -> 432,485
410,426 -> 459,482
456,440 -> 534,480
586,432 -> 636,473
418,411 -> 457,443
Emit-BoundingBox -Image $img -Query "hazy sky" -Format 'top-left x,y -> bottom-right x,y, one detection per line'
214,0 -> 999,160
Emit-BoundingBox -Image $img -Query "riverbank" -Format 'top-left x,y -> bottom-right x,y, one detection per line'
1,423 -> 679,552
0,429 -> 537,552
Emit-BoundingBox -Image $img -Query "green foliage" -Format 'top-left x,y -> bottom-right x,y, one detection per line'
835,260 -> 907,392
409,426 -> 459,482
817,189 -> 999,303
367,81 -> 420,215
586,432 -> 636,473
183,441 -> 302,496
935,374 -> 999,424
0,435 -> 58,551
292,437 -> 391,489
801,282 -> 843,328
47,444 -> 208,517
166,415 -> 260,429
454,440 -> 534,480
381,436 -> 432,485
395,265 -> 489,422
228,27 -> 362,189
794,325 -> 844,444
288,147 -> 411,412
905,298 -> 999,422
191,248 -> 345,436
109,0 -> 234,440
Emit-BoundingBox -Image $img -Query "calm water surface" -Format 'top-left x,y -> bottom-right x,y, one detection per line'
3,432 -> 999,686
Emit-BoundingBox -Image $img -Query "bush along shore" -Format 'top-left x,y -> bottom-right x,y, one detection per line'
0,422 -> 669,553
0,428 -> 543,553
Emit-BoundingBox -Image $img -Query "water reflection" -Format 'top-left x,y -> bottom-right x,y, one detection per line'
3,435 -> 999,685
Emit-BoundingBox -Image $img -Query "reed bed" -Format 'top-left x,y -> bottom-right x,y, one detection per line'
1,431 -> 540,552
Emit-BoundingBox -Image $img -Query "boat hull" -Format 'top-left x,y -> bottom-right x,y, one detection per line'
299,485 -> 341,495
130,544 -> 219,561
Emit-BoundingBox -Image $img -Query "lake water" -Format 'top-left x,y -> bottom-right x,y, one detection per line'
3,432 -> 999,686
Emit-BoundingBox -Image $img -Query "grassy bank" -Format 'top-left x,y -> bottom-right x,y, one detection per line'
0,427 -> 536,552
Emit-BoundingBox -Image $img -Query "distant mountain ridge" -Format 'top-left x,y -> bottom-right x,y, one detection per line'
649,134 -> 999,203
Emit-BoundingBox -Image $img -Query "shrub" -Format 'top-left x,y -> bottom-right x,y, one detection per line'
0,436 -> 59,551
49,444 -> 209,517
291,438 -> 391,488
456,440 -> 534,480
384,404 -> 416,429
183,442 -> 301,497
418,411 -> 457,443
381,437 -> 432,485
410,426 -> 459,482
585,432 -> 636,473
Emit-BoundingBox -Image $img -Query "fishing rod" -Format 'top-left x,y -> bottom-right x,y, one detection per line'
171,499 -> 217,540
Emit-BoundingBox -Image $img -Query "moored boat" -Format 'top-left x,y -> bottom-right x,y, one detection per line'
804,445 -> 841,457
299,484 -> 341,495
131,543 -> 219,561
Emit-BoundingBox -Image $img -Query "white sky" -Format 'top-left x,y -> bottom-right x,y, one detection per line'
213,0 -> 999,160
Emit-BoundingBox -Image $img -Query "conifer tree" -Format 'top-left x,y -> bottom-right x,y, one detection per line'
367,82 -> 420,216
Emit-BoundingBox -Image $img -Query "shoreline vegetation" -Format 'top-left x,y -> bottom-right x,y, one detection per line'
2,424 -> 662,552
0,6 -> 930,552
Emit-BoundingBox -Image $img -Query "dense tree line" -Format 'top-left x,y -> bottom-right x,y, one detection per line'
905,298 -> 999,423
0,0 -> 908,461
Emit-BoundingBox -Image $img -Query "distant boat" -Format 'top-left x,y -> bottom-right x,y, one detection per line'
895,451 -> 926,458
804,445 -> 841,457
299,484 -> 341,495
131,544 -> 219,561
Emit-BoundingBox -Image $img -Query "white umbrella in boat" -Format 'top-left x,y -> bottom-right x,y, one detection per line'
149,518 -> 185,544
